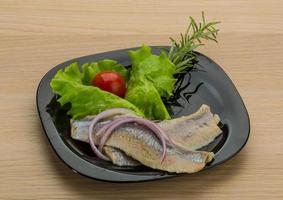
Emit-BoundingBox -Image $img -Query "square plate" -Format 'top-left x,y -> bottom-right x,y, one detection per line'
36,46 -> 250,182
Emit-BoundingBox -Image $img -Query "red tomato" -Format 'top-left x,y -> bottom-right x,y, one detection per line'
92,71 -> 126,97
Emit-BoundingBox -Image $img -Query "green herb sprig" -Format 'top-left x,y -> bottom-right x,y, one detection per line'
167,12 -> 220,74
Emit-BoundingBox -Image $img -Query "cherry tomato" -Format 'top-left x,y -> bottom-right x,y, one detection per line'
92,71 -> 126,97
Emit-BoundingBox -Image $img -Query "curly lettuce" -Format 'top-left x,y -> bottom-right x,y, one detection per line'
126,78 -> 170,120
125,45 -> 176,120
129,45 -> 176,98
50,61 -> 143,119
50,46 -> 177,120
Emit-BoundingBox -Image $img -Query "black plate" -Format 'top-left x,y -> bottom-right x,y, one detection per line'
36,46 -> 250,182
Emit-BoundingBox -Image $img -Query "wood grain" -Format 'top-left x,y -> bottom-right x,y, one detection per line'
1,0 -> 283,199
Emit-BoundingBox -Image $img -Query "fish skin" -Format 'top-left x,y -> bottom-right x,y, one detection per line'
71,119 -> 139,166
103,124 -> 214,173
70,104 -> 221,170
160,105 -> 222,151
103,146 -> 140,167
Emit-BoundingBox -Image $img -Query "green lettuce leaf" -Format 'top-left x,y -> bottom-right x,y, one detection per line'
125,78 -> 170,120
50,62 -> 143,119
81,59 -> 129,85
128,45 -> 176,97
125,45 -> 176,120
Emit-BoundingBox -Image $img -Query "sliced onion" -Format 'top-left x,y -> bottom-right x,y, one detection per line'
98,117 -> 169,162
88,108 -> 183,162
88,108 -> 135,161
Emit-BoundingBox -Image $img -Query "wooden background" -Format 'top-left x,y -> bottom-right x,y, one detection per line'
1,0 -> 283,199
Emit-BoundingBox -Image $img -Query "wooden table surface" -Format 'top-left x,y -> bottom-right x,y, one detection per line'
1,0 -> 283,199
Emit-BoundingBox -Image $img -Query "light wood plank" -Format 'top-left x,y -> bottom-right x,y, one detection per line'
0,1 -> 283,199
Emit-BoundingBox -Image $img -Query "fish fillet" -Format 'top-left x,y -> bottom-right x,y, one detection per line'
103,124 -> 214,173
70,104 -> 221,170
103,146 -> 140,167
71,104 -> 221,150
160,105 -> 221,150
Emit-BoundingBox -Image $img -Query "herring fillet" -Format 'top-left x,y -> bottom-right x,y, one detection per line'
160,105 -> 222,151
70,104 -> 222,169
103,146 -> 140,166
103,124 -> 214,173
103,146 -> 140,167
71,119 -> 142,166
71,104 -> 221,151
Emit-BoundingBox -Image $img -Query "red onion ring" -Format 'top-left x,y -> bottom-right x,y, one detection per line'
98,117 -> 169,162
88,108 -> 185,162
88,108 -> 135,161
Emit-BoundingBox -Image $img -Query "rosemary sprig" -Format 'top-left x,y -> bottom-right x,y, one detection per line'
167,12 -> 220,74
